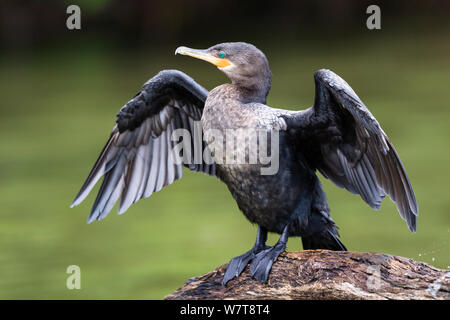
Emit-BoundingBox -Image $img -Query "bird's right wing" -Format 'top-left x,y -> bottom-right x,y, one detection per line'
71,70 -> 215,223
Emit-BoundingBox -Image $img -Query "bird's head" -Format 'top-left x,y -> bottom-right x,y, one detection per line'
175,42 -> 272,102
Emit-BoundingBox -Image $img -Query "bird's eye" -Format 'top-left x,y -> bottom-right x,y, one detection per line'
218,51 -> 226,58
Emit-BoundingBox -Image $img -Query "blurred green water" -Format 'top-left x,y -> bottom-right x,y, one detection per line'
0,31 -> 449,299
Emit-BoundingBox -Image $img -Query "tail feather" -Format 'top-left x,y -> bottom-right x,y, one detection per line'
302,230 -> 347,251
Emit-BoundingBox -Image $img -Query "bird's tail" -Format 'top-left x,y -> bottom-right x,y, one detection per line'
301,229 -> 347,251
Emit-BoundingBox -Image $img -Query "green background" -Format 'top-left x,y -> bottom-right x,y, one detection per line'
0,1 -> 448,299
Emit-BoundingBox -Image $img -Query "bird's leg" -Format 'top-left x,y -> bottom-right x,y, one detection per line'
249,224 -> 289,283
222,226 -> 269,285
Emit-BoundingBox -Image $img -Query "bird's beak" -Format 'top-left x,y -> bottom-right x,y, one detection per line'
175,46 -> 231,68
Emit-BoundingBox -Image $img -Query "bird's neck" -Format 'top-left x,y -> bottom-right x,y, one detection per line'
230,77 -> 271,104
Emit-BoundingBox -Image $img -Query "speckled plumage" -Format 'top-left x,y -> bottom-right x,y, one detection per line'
202,83 -> 324,236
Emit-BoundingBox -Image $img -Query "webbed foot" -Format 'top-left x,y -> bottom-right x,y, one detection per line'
249,225 -> 289,283
222,227 -> 268,285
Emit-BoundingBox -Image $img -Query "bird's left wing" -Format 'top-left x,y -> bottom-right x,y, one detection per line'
71,70 -> 215,223
281,69 -> 418,231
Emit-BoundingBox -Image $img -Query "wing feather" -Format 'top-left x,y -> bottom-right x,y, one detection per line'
283,69 -> 418,231
144,136 -> 160,198
72,70 -> 215,223
155,131 -> 167,193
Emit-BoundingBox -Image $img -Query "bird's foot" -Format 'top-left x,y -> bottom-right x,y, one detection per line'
249,241 -> 286,283
222,244 -> 269,285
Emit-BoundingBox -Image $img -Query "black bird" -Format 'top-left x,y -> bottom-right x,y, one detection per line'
71,42 -> 418,284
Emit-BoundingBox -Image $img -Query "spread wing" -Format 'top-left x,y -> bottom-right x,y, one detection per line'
71,70 -> 215,223
282,69 -> 418,231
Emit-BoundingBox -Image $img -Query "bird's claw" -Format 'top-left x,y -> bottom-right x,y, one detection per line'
222,245 -> 269,285
249,243 -> 286,283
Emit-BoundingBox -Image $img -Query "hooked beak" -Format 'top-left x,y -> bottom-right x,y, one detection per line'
175,46 -> 231,68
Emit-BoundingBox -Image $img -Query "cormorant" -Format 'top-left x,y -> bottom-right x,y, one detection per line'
71,42 -> 418,284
